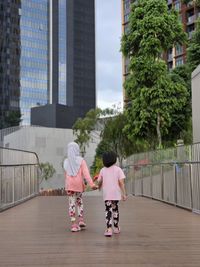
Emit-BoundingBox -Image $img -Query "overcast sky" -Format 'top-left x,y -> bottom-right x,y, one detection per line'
95,0 -> 123,110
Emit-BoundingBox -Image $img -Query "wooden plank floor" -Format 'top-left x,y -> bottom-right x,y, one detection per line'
0,195 -> 200,267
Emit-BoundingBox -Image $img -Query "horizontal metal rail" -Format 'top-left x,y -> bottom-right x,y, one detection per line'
0,164 -> 39,167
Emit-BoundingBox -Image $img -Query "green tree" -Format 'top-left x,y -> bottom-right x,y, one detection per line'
101,113 -> 146,166
90,139 -> 109,176
72,108 -> 102,156
187,18 -> 200,72
91,113 -> 148,173
165,65 -> 192,145
73,108 -> 147,173
39,162 -> 56,184
121,0 -> 188,148
169,17 -> 200,145
0,110 -> 22,129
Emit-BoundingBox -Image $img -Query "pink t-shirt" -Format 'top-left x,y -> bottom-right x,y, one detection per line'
98,165 -> 125,201
64,159 -> 95,192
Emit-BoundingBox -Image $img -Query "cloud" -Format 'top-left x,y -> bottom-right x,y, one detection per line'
96,0 -> 123,109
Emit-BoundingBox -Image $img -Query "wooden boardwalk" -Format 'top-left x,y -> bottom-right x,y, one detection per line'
0,195 -> 200,267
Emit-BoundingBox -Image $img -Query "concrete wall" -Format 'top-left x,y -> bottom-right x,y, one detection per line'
3,126 -> 99,189
192,65 -> 200,143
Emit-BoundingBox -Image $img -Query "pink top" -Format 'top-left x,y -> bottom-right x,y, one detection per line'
98,165 -> 125,201
64,159 -> 95,192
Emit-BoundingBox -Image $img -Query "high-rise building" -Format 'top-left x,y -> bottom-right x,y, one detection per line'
165,0 -> 200,70
121,0 -> 200,105
0,0 -> 21,126
121,0 -> 132,105
20,0 -> 49,125
0,0 -> 96,128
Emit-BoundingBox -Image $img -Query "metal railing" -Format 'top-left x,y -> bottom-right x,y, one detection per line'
124,143 -> 200,214
125,161 -> 200,213
0,147 -> 40,211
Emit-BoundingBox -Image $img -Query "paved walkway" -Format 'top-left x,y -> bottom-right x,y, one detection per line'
0,195 -> 200,266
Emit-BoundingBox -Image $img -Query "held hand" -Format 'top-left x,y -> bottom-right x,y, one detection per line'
91,184 -> 98,190
122,194 -> 127,201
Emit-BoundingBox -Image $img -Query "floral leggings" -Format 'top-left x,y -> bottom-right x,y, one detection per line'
68,191 -> 83,222
105,200 -> 119,228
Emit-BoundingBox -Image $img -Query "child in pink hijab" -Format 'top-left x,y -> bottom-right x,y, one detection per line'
64,142 -> 97,232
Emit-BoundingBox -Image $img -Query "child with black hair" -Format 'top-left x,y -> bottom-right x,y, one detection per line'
97,151 -> 127,237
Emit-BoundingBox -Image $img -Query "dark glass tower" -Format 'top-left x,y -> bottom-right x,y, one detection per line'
31,0 -> 96,128
0,0 -> 96,128
0,0 -> 21,127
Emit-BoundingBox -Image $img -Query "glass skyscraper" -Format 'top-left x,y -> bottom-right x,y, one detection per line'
0,0 -> 96,128
0,0 -> 21,127
20,0 -> 49,125
58,0 -> 66,105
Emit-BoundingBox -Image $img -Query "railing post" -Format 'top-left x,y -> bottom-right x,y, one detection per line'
21,166 -> 23,200
174,164 -> 177,206
29,165 -> 31,196
129,166 -> 135,195
22,166 -> 24,198
36,166 -> 38,195
132,167 -> 135,195
150,165 -> 153,198
37,165 -> 40,194
161,165 -> 164,201
12,167 -> 15,204
189,163 -> 193,210
0,167 -> 2,209
141,168 -> 143,196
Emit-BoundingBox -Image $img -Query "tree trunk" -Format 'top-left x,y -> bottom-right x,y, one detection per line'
118,156 -> 123,168
156,113 -> 162,148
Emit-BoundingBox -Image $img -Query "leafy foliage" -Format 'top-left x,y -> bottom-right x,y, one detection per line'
0,110 -> 21,129
72,108 -> 102,156
167,16 -> 200,145
121,0 -> 187,58
90,140 -> 108,176
101,113 -> 145,165
187,18 -> 200,72
91,112 -> 148,174
121,0 -> 188,148
39,162 -> 56,184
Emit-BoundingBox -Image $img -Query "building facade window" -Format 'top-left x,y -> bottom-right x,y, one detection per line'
176,56 -> 184,66
168,61 -> 173,70
167,48 -> 173,61
124,13 -> 129,23
124,24 -> 129,33
187,24 -> 195,39
174,0 -> 181,11
124,0 -> 131,11
175,44 -> 183,56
